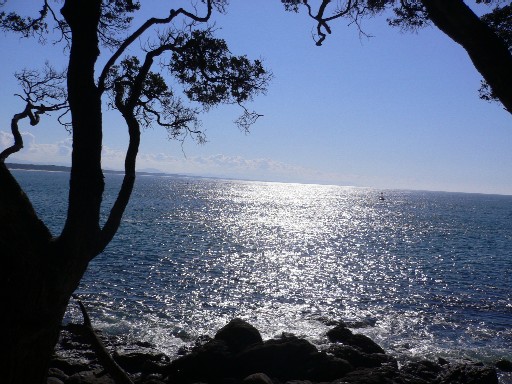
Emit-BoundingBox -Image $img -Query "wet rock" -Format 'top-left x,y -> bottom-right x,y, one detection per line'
327,324 -> 354,343
235,334 -> 319,380
165,338 -> 233,382
339,365 -> 399,384
214,318 -> 263,353
348,334 -> 385,354
65,370 -> 115,384
496,359 -> 512,372
438,357 -> 450,366
304,352 -> 353,381
138,377 -> 166,384
47,377 -> 65,384
50,358 -> 94,376
400,359 -> 443,382
113,351 -> 169,374
327,324 -> 385,354
243,372 -> 274,384
328,344 -> 396,369
437,363 -> 499,384
48,367 -> 69,382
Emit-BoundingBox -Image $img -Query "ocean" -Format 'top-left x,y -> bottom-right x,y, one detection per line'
12,170 -> 512,367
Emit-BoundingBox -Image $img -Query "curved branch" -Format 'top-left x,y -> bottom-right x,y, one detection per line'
98,0 -> 214,94
0,103 -> 42,162
75,297 -> 134,384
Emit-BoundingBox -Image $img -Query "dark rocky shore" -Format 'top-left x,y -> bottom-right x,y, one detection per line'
49,319 -> 512,384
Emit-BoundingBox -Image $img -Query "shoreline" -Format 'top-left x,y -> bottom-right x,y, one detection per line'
49,318 -> 512,384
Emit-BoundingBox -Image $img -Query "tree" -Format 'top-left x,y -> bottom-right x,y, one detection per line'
0,1 -> 270,383
282,0 -> 512,115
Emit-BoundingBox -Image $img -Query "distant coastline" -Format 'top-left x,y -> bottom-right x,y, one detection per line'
6,162 -> 174,178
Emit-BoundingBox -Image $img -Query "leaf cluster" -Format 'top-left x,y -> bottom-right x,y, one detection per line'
106,27 -> 271,142
479,3 -> 512,102
108,56 -> 203,142
0,0 -> 140,48
170,30 -> 269,108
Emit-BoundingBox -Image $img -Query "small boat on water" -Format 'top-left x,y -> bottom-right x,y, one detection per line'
379,192 -> 385,201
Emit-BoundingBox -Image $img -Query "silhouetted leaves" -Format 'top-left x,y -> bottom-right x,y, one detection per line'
170,30 -> 269,108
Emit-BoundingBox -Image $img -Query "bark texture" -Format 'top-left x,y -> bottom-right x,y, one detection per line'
421,0 -> 512,114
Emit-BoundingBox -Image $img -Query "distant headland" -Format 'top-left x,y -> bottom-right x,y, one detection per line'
6,163 -> 174,178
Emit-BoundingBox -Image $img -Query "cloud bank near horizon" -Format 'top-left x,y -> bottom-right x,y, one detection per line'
1,131 -> 355,186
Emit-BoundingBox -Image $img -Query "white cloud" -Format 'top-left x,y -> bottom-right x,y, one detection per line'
1,131 -> 72,164
1,130 -> 355,186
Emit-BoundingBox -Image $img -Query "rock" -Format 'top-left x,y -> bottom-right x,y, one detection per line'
438,363 -> 499,384
340,365 -> 399,384
64,370 -> 115,384
326,324 -> 385,354
327,324 -> 354,343
165,338 -> 233,382
438,357 -> 450,365
348,334 -> 385,354
400,360 -> 443,382
496,359 -> 512,372
47,378 -> 65,384
113,351 -> 168,374
304,352 -> 353,381
328,344 -> 396,369
243,372 -> 274,384
50,358 -> 93,376
139,379 -> 166,384
214,318 -> 263,353
235,334 -> 318,380
48,367 -> 69,382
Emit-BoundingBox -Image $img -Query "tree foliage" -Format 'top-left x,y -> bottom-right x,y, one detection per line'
0,1 -> 270,383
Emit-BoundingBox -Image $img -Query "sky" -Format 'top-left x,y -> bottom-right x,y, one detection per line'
1,1 -> 512,195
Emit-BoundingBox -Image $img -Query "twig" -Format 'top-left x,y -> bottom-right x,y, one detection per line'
75,297 -> 134,384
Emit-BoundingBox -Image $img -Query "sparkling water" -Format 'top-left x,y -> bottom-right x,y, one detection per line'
13,170 -> 512,364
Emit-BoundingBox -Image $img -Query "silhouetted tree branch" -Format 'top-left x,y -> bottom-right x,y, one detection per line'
283,0 -> 512,115
0,64 -> 68,162
0,2 -> 269,382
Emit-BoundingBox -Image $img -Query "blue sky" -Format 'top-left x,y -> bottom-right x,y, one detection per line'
1,1 -> 511,194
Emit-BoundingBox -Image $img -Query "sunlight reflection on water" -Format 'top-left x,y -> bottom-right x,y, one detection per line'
13,171 -> 511,363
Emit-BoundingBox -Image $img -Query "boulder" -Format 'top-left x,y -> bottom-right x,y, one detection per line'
243,372 -> 274,384
304,352 -> 353,381
235,334 -> 318,380
64,370 -> 115,384
340,365 -> 399,384
496,359 -> 512,372
236,333 -> 354,381
326,324 -> 385,354
214,318 -> 263,353
400,360 -> 443,382
48,367 -> 69,382
47,378 -> 65,384
113,351 -> 168,374
348,334 -> 385,354
438,363 -> 499,384
328,344 -> 396,369
326,324 -> 354,343
50,358 -> 93,376
165,338 -> 233,383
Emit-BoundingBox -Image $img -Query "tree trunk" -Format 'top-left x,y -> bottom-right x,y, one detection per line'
61,0 -> 104,251
0,1 -> 105,383
0,164 -> 90,383
421,0 -> 512,114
